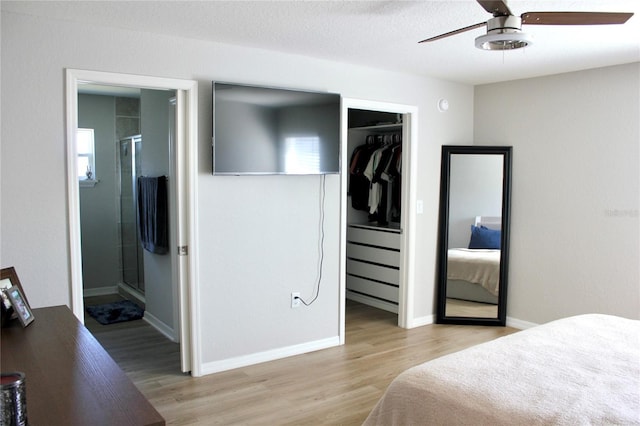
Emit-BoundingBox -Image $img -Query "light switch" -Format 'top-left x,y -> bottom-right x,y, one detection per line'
416,200 -> 424,214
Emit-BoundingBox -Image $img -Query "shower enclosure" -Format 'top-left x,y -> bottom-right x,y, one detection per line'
119,135 -> 145,294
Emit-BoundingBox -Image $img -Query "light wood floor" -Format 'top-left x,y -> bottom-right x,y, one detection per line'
445,297 -> 499,318
85,297 -> 518,425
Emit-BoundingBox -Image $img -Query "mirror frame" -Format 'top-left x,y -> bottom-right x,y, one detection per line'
436,145 -> 512,326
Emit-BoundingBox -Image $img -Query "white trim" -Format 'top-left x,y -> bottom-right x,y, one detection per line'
399,109 -> 419,329
408,315 -> 435,328
143,311 -> 178,343
507,316 -> 538,330
200,336 -> 341,376
66,72 -> 84,319
340,98 -> 419,334
338,100 -> 349,345
65,68 -> 199,375
184,79 -> 202,377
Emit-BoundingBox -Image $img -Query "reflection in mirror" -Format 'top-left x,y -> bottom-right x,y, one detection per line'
436,146 -> 512,326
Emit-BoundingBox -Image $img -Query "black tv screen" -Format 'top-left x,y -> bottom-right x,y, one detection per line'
212,82 -> 341,175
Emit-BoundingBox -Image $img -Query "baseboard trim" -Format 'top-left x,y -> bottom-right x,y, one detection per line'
143,311 -> 178,343
406,315 -> 533,329
409,314 -> 535,330
507,316 -> 538,330
200,336 -> 341,376
407,314 -> 435,328
83,286 -> 118,297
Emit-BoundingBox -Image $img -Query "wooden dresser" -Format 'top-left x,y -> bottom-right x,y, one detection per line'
1,305 -> 164,426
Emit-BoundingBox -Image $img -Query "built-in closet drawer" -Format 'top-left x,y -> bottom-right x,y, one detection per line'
346,224 -> 401,313
347,226 -> 400,250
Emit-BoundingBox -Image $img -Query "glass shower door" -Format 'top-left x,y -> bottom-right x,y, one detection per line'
119,135 -> 145,293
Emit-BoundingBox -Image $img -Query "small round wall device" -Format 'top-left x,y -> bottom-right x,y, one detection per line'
437,99 -> 449,112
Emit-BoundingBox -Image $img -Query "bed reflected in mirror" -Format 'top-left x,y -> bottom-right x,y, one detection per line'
436,146 -> 512,326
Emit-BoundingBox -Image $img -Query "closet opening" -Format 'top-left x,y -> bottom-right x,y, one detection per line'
340,98 -> 417,342
346,108 -> 404,317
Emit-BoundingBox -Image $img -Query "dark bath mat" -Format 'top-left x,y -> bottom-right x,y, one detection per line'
86,300 -> 144,325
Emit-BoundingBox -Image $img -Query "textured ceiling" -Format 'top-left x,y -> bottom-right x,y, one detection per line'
3,0 -> 639,85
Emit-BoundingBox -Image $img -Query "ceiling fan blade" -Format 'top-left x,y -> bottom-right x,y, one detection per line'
521,11 -> 634,25
477,0 -> 512,17
418,22 -> 486,43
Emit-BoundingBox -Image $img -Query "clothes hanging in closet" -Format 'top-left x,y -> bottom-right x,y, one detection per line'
349,142 -> 379,211
349,135 -> 402,224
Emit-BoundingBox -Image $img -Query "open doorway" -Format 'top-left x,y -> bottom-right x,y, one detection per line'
77,85 -> 176,345
340,99 -> 419,342
66,69 -> 200,375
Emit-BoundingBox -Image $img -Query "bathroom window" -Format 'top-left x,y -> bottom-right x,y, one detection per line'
77,128 -> 96,183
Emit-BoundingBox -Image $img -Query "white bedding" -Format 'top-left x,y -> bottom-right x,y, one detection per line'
447,248 -> 500,296
363,314 -> 640,426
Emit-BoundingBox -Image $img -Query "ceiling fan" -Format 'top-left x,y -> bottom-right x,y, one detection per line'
419,0 -> 634,50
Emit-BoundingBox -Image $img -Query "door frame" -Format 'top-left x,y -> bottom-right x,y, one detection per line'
65,69 -> 201,375
340,98 -> 419,342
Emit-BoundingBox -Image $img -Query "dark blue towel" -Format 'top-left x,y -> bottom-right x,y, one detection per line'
137,176 -> 169,255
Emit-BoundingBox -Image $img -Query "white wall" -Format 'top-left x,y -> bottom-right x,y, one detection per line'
475,63 -> 640,323
1,10 -> 473,369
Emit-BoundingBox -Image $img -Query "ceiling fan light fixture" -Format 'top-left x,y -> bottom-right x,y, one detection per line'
419,0 -> 633,50
475,31 -> 533,50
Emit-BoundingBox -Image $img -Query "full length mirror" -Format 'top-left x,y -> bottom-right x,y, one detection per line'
436,146 -> 512,326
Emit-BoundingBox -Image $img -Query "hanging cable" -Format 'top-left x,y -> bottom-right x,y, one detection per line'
298,174 -> 326,306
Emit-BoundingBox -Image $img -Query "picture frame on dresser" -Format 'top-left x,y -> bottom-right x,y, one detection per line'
1,266 -> 33,326
6,286 -> 34,327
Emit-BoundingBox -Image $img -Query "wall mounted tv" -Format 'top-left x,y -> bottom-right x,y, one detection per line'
212,82 -> 341,175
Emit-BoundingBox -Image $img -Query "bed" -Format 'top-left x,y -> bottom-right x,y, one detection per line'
447,248 -> 500,304
363,314 -> 640,425
447,216 -> 501,305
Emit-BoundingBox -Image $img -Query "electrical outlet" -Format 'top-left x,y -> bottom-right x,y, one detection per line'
291,292 -> 301,308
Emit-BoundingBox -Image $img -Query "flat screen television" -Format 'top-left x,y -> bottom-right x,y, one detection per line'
212,82 -> 341,175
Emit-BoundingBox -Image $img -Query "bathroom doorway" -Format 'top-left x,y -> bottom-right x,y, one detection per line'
66,69 -> 200,375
